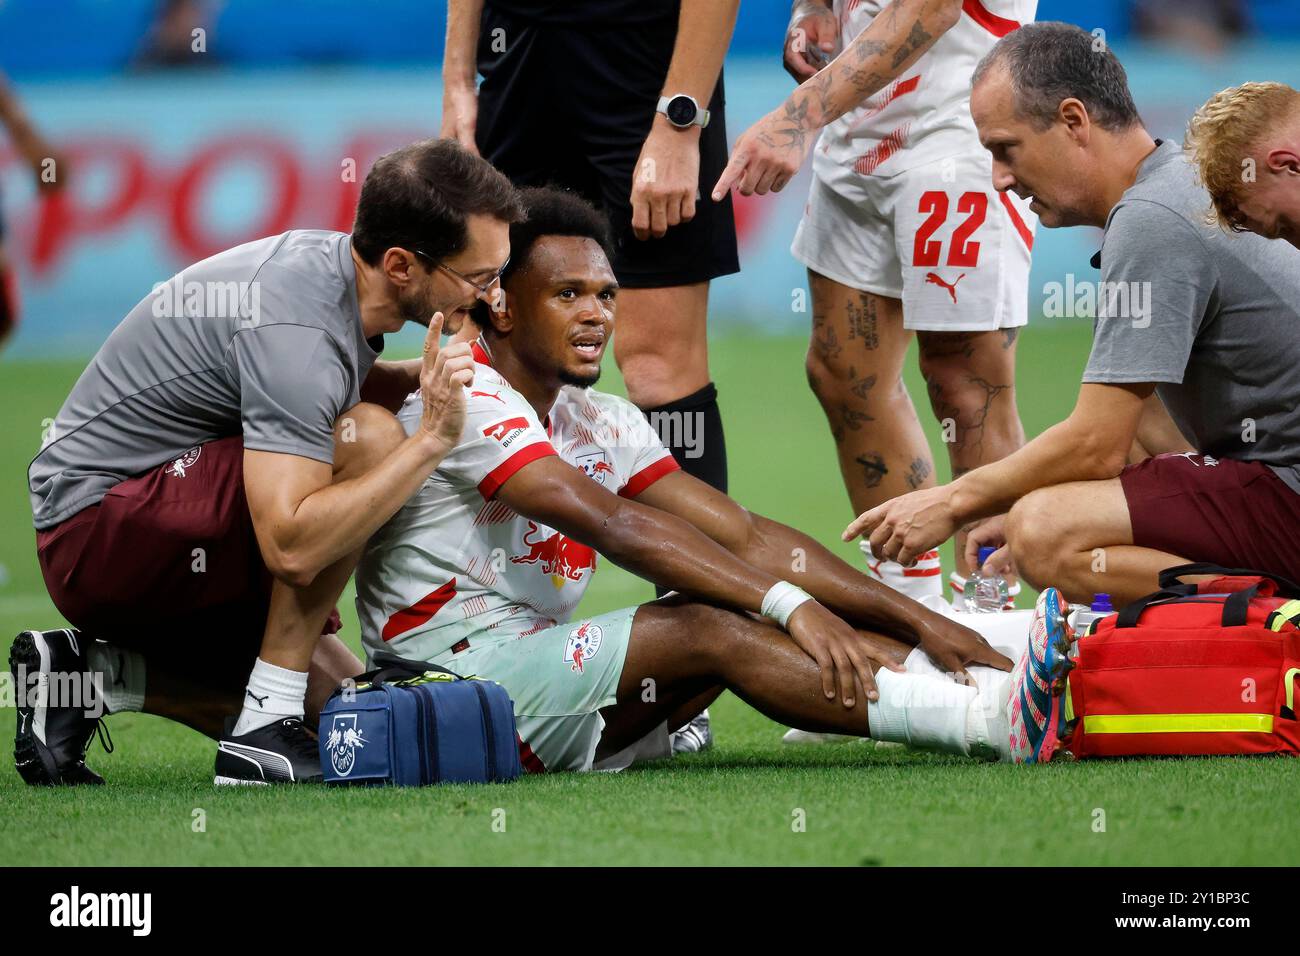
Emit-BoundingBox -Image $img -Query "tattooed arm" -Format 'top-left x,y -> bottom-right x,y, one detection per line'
713,0 -> 964,199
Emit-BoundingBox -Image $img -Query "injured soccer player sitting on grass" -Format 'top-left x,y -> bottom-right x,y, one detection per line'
353,186 -> 1068,771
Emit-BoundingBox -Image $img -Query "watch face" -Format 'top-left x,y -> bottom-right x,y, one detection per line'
665,95 -> 697,127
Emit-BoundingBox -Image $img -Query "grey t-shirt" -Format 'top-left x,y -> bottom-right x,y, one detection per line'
30,230 -> 383,530
1083,139 -> 1300,495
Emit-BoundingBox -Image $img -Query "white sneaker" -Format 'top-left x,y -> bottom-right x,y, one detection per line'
670,709 -> 713,754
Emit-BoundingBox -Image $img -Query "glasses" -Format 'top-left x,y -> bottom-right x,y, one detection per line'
412,248 -> 510,299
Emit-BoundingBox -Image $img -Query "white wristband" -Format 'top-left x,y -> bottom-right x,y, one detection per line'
761,581 -> 813,628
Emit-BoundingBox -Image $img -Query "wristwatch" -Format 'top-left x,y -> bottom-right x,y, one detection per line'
656,93 -> 710,129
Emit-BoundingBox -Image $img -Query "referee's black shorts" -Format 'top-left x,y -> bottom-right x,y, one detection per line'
475,6 -> 741,289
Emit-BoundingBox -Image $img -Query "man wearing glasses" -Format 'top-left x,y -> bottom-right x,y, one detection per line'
19,140 -> 523,786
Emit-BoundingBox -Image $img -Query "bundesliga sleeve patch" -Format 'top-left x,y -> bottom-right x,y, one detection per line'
482,416 -> 533,450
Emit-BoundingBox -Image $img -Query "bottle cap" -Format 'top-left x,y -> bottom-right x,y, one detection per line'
1091,593 -> 1114,612
977,546 -> 996,566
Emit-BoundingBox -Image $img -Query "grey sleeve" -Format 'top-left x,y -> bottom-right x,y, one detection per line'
1082,202 -> 1217,386
233,325 -> 349,464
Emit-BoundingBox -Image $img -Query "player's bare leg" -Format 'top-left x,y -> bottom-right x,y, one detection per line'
1006,479 -> 1190,606
615,283 -> 726,492
614,283 -> 711,410
593,602 -> 921,759
804,271 -> 941,597
917,328 -> 1025,593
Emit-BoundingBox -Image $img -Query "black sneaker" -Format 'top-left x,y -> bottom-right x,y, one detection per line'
214,716 -> 323,786
10,629 -> 108,786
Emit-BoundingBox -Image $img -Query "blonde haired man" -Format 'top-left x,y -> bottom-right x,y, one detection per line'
1185,81 -> 1300,248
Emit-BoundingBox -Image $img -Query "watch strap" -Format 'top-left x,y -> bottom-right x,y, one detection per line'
656,94 -> 710,129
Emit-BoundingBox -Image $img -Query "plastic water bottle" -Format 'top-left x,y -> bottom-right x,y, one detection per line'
964,546 -> 1010,613
1070,593 -> 1116,636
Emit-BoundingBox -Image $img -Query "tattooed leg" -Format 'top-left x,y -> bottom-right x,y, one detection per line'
917,328 -> 1026,575
804,270 -> 935,519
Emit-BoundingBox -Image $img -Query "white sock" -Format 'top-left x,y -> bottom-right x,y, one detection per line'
862,541 -> 942,601
232,658 -> 307,735
86,641 -> 146,714
892,622 -> 1026,760
966,664 -> 1015,760
867,667 -> 979,756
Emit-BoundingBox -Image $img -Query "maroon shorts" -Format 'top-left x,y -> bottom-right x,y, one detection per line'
36,437 -> 338,678
1120,453 -> 1300,583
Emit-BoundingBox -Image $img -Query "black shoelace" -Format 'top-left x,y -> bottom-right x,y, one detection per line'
83,717 -> 114,758
281,718 -> 320,761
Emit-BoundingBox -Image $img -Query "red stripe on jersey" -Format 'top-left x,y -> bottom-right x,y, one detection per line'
903,566 -> 943,577
473,499 -> 516,526
471,338 -> 492,365
857,75 -> 921,123
998,191 -> 1034,251
382,578 -> 457,642
962,0 -> 1020,38
518,735 -> 547,774
842,75 -> 923,138
618,454 -> 682,499
477,442 -> 557,500
854,125 -> 909,176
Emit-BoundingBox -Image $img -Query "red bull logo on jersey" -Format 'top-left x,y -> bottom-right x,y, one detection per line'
325,713 -> 367,777
575,451 -> 616,485
483,416 -> 532,450
511,521 -> 597,582
563,621 -> 603,673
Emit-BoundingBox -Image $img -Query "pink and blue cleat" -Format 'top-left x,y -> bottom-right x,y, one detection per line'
1007,587 -> 1076,763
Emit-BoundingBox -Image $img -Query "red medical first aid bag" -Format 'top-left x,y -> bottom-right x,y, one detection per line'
1063,564 -> 1300,758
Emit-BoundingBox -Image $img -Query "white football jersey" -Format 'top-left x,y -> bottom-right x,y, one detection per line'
354,338 -> 679,662
813,0 -> 1038,180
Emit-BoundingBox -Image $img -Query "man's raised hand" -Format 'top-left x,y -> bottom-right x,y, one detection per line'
783,1 -> 839,82
842,484 -> 959,567
963,513 -> 1015,578
712,107 -> 810,202
418,312 -> 475,453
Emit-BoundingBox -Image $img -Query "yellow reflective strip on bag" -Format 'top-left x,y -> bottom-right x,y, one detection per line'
1064,677 -> 1075,722
1268,600 -> 1300,632
1286,668 -> 1300,714
1083,713 -> 1274,734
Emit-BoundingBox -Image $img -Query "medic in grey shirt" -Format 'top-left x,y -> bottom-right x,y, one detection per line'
847,22 -> 1300,608
17,140 -> 522,786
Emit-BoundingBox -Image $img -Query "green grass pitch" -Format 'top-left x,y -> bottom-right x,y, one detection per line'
3,324 -> 1298,866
